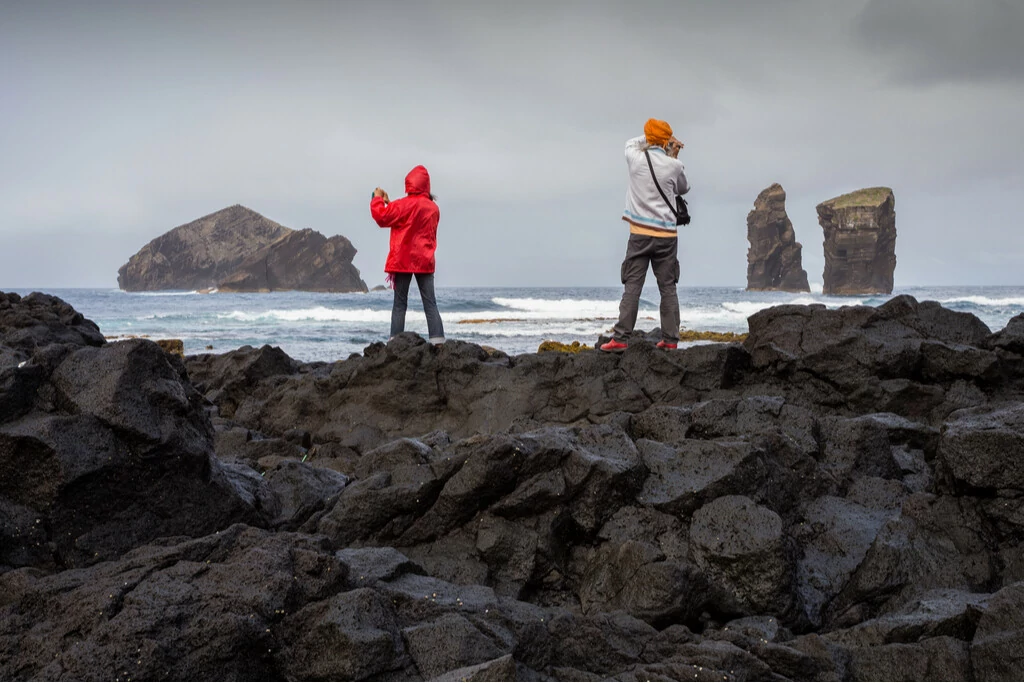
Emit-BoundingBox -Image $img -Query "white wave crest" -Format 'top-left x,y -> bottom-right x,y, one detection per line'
219,307 -> 393,323
492,297 -> 624,317
940,295 -> 1024,307
125,290 -> 200,296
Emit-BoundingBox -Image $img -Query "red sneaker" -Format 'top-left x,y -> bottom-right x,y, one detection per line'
599,339 -> 629,353
656,340 -> 678,350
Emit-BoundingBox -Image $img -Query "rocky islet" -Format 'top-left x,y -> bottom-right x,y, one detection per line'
117,205 -> 367,293
3,289 -> 1024,680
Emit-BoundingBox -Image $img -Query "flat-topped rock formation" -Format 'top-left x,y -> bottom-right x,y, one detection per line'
117,205 -> 367,293
4,289 -> 1024,680
746,183 -> 810,292
818,187 -> 897,295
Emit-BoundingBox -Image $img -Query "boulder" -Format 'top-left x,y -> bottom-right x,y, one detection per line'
971,581 -> 1024,681
185,344 -> 300,419
746,183 -> 810,292
403,613 -> 507,679
828,494 -> 993,628
1,338 -> 265,568
0,525 -> 346,680
795,495 -> 901,627
690,495 -> 796,617
637,438 -> 768,515
817,186 -> 897,295
939,403 -> 1024,491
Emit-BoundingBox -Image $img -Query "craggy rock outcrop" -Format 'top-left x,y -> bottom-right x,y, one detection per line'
117,205 -> 367,293
117,205 -> 292,291
746,183 -> 810,292
5,288 -> 1024,680
0,292 -> 270,571
217,228 -> 367,293
818,187 -> 897,295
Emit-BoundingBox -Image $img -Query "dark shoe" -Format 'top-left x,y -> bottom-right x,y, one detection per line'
600,339 -> 629,353
656,340 -> 678,350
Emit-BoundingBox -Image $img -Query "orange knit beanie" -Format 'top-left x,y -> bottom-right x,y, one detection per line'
644,118 -> 673,146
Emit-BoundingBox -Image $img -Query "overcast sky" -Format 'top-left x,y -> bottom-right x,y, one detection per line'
2,0 -> 1022,289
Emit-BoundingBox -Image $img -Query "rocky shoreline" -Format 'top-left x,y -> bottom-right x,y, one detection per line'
3,289 -> 1024,680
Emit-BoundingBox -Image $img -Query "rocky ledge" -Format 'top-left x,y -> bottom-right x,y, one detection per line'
3,289 -> 1024,680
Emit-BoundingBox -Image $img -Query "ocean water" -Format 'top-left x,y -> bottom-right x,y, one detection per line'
12,286 -> 1024,363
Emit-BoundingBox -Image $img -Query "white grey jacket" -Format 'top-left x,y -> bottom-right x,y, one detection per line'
621,136 -> 690,232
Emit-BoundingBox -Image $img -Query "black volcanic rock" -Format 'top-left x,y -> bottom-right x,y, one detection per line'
117,205 -> 367,293
818,187 -> 897,295
0,291 -> 269,571
117,205 -> 292,291
746,183 -> 810,292
8,289 -> 1024,680
217,228 -> 367,293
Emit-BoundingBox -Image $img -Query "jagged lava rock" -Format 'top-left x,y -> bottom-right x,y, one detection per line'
117,205 -> 292,291
818,186 -> 897,295
1,292 -> 269,570
217,228 -> 367,293
8,289 -> 1024,680
746,183 -> 810,292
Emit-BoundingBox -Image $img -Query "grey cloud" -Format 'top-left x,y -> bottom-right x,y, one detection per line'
1,0 -> 1022,288
855,0 -> 1024,84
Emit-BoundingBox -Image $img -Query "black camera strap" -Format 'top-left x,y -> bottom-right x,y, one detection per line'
644,149 -> 681,221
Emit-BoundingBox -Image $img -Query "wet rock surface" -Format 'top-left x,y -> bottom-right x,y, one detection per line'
4,290 -> 1024,680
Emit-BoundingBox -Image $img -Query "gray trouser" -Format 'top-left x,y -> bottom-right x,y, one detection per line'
612,234 -> 680,343
391,273 -> 445,343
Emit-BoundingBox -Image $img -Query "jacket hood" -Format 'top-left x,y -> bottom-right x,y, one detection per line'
405,165 -> 431,196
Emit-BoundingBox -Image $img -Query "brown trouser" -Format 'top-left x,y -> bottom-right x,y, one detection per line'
612,233 -> 680,343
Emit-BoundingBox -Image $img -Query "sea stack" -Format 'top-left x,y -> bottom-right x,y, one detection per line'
745,183 -> 810,292
118,205 -> 367,293
817,187 -> 896,295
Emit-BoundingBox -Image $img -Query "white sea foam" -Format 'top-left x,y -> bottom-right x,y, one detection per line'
216,303 -> 662,324
492,297 -> 624,317
127,290 -> 200,296
219,307 -> 393,323
939,295 -> 1024,307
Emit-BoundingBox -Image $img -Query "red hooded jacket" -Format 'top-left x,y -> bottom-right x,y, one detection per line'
370,165 -> 439,274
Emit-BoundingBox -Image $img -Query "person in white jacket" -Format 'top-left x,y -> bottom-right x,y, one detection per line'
601,118 -> 690,352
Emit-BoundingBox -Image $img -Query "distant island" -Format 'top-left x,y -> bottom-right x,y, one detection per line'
117,205 -> 368,293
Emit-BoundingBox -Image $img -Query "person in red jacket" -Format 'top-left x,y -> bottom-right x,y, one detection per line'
370,165 -> 445,344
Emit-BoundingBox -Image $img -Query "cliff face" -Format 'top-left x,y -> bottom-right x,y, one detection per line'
746,183 -> 810,292
217,229 -> 367,293
118,206 -> 367,293
817,187 -> 896,295
117,205 -> 292,291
